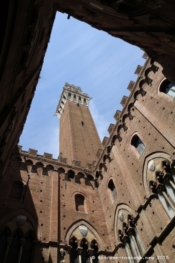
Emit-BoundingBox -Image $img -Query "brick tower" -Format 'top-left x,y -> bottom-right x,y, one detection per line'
56,83 -> 102,167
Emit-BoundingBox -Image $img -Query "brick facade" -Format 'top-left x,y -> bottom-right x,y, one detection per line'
0,57 -> 175,262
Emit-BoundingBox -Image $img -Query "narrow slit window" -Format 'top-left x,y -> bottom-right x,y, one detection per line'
108,180 -> 117,200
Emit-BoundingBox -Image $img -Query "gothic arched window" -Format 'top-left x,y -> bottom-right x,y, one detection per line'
117,210 -> 145,262
108,179 -> 117,200
149,160 -> 175,219
75,194 -> 85,213
131,135 -> 145,154
160,79 -> 175,98
69,237 -> 99,263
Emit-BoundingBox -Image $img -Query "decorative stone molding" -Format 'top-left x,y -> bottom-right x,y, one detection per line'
55,83 -> 91,118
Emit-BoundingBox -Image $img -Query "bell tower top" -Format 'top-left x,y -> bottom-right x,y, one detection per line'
55,82 -> 91,118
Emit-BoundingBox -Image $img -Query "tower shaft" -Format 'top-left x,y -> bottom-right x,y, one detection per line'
56,83 -> 102,167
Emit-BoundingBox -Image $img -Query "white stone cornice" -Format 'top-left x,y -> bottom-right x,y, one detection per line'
55,82 -> 91,118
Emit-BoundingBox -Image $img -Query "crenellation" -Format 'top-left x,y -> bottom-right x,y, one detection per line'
102,136 -> 109,147
108,124 -> 115,135
134,65 -> 143,75
55,82 -> 91,118
29,148 -> 38,155
114,110 -> 121,121
127,80 -> 135,91
120,96 -> 129,107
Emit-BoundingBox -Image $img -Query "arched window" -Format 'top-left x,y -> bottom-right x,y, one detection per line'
75,194 -> 85,213
149,160 -> 175,219
117,211 -> 145,262
160,79 -> 175,98
108,180 -> 117,200
131,135 -> 145,154
9,181 -> 23,200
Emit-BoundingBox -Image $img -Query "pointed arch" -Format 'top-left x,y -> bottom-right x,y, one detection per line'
65,220 -> 105,251
115,204 -> 145,259
143,152 -> 175,219
114,204 -> 135,244
0,210 -> 39,239
142,152 -> 172,197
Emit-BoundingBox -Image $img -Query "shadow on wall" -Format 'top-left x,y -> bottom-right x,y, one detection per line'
0,146 -> 45,263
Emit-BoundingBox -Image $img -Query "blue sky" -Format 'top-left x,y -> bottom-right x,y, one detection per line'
19,12 -> 145,158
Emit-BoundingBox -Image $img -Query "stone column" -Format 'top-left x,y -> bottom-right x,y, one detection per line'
59,248 -> 66,263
